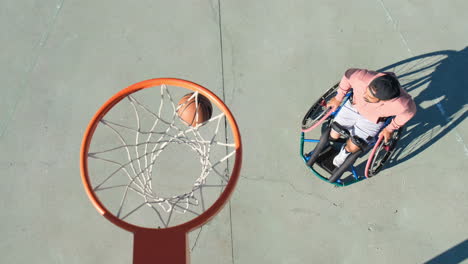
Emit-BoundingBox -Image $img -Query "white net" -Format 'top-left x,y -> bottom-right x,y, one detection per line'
87,84 -> 237,228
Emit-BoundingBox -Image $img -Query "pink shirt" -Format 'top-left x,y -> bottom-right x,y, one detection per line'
335,68 -> 417,131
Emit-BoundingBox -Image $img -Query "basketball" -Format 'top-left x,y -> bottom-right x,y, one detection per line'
177,93 -> 213,127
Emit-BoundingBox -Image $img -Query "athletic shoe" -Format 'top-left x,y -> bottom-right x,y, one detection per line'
333,145 -> 351,167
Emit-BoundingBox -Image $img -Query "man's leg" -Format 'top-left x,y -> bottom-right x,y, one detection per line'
330,101 -> 361,166
332,137 -> 362,167
330,131 -> 360,151
329,101 -> 357,140
333,115 -> 385,167
307,101 -> 356,167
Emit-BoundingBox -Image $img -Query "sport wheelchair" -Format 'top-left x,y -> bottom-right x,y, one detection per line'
300,83 -> 403,187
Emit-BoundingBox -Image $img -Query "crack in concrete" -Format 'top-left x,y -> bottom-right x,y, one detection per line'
377,0 -> 412,54
239,175 -> 342,207
215,1 -> 236,263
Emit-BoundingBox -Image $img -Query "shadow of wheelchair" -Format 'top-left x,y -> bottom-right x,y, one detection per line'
354,48 -> 468,175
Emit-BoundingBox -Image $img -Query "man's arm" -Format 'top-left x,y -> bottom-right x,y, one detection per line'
327,68 -> 362,108
386,99 -> 417,131
380,99 -> 417,142
335,68 -> 361,101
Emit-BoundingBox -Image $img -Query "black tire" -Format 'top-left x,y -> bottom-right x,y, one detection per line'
302,83 -> 339,130
367,127 -> 404,177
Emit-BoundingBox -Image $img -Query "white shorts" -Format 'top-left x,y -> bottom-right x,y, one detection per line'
332,101 -> 385,143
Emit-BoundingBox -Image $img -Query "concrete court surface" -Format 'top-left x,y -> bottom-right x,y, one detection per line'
1,0 -> 467,263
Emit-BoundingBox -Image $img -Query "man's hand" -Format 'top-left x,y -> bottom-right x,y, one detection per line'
379,128 -> 393,144
326,97 -> 341,110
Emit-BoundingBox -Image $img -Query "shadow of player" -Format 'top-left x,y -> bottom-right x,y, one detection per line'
353,48 -> 467,175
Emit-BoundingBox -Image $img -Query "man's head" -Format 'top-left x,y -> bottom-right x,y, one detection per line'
364,74 -> 401,103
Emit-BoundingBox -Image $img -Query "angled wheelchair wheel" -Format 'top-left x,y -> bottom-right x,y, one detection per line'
301,83 -> 339,130
366,127 -> 404,177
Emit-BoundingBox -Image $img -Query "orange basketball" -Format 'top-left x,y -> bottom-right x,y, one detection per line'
177,93 -> 213,127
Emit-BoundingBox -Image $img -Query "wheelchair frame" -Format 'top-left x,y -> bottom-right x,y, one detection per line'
300,84 -> 403,187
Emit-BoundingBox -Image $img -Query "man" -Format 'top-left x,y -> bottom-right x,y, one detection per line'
326,68 -> 417,168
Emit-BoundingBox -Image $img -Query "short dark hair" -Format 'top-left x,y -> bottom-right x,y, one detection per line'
369,75 -> 401,100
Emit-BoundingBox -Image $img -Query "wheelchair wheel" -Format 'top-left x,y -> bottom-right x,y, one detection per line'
366,127 -> 404,177
301,83 -> 339,130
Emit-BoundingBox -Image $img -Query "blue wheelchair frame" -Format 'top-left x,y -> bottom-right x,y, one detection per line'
300,92 -> 394,187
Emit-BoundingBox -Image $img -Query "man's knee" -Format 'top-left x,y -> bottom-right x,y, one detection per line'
345,136 -> 368,152
330,122 -> 351,140
330,129 -> 340,140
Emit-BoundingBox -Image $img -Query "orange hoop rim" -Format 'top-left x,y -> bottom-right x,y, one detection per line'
80,78 -> 242,233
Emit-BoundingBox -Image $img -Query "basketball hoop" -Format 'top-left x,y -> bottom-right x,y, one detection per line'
80,78 -> 242,263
